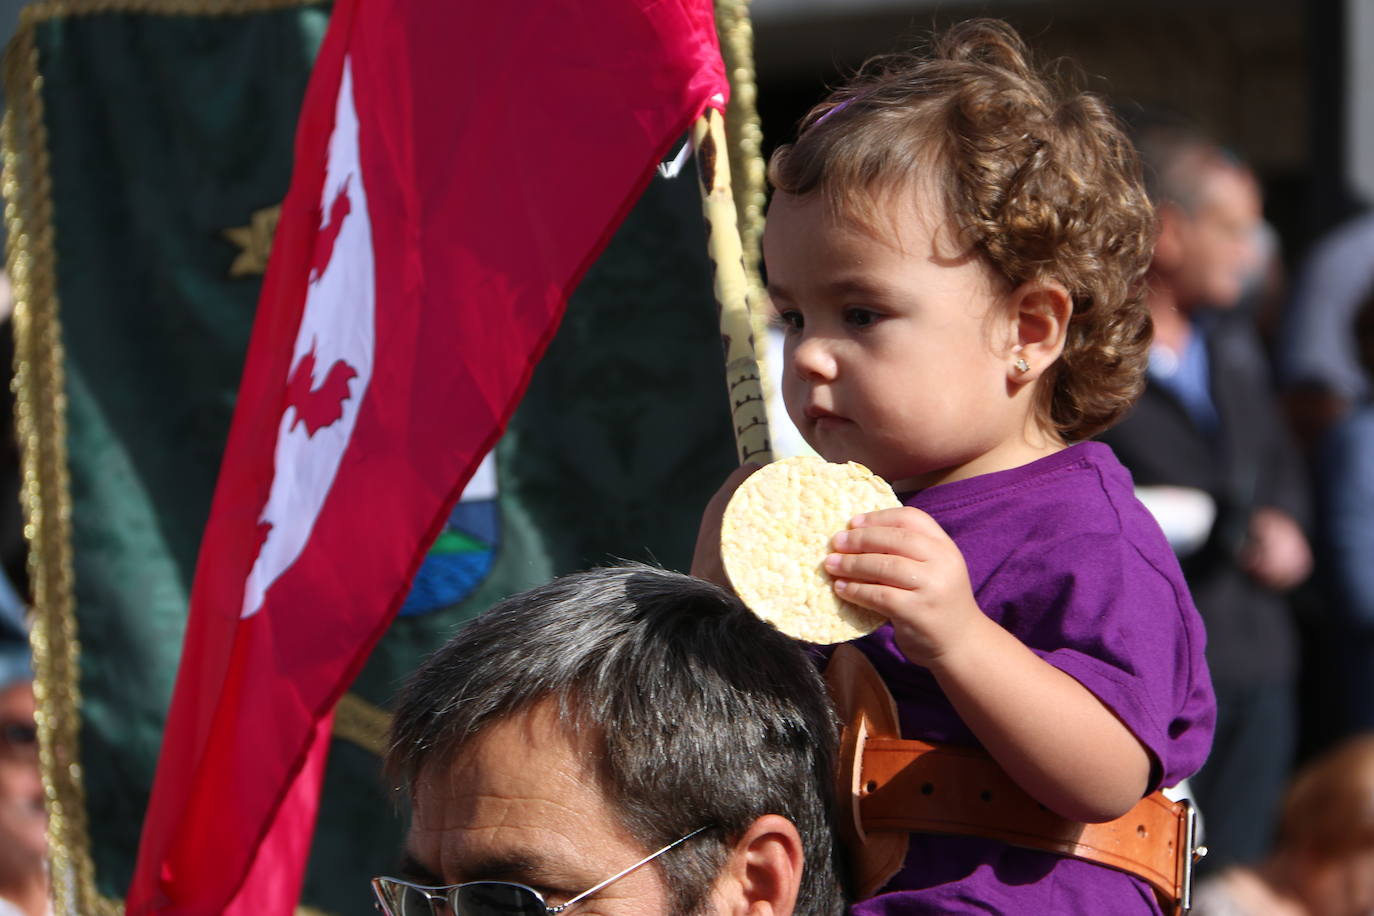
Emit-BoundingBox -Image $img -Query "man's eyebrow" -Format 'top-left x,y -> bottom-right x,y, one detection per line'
458,850 -> 564,885
398,851 -> 444,886
402,848 -> 571,887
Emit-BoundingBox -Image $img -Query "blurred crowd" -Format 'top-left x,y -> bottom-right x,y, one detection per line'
1096,116 -> 1374,916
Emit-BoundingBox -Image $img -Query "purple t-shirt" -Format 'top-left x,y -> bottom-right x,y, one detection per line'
848,442 -> 1215,915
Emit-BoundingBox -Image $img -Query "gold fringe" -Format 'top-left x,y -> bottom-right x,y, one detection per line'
19,0 -> 323,27
714,0 -> 767,290
333,692 -> 390,758
1,21 -> 98,916
1,3 -> 329,915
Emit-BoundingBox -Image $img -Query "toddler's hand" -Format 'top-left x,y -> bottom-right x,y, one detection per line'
825,506 -> 982,666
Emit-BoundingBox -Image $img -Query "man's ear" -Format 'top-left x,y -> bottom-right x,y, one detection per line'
1007,279 -> 1072,384
709,814 -> 804,916
1152,203 -> 1187,273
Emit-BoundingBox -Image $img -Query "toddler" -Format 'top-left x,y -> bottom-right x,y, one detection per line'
695,18 -> 1215,914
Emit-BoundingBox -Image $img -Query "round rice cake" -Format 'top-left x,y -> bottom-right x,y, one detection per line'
721,456 -> 898,644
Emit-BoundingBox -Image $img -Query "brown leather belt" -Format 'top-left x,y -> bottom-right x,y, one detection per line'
825,645 -> 1204,914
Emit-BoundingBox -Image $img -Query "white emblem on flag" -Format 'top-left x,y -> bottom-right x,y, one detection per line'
242,57 -> 375,619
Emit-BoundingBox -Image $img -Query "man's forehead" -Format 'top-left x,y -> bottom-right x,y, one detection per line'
0,681 -> 34,719
404,702 -> 627,882
411,702 -> 589,825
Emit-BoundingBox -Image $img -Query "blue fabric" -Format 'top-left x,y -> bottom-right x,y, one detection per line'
1280,210 -> 1374,400
1320,405 -> 1374,628
1148,321 -> 1218,434
0,567 -> 29,691
1315,405 -> 1374,736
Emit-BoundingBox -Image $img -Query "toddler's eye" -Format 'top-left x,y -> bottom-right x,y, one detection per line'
844,307 -> 878,327
771,309 -> 804,331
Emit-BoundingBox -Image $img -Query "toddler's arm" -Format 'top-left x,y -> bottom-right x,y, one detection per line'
827,506 -> 1151,823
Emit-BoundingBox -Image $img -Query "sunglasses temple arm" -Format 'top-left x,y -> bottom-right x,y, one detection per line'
556,826 -> 711,910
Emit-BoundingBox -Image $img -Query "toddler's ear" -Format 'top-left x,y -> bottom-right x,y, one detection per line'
1008,280 -> 1071,382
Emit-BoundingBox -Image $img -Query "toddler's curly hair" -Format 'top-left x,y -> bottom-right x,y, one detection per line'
768,18 -> 1155,441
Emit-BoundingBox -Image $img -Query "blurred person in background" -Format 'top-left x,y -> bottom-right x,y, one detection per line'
1191,733 -> 1374,916
0,605 -> 46,916
1311,288 -> 1374,740
1279,211 -> 1374,452
1099,122 -> 1312,874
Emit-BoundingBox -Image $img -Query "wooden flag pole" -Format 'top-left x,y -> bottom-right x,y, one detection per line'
693,106 -> 772,466
714,0 -> 766,290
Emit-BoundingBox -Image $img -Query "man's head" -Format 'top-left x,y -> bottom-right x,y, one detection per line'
383,565 -> 848,916
1135,124 -> 1263,313
0,678 -> 42,883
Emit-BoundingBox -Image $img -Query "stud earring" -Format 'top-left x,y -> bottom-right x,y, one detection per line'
1014,358 -> 1030,374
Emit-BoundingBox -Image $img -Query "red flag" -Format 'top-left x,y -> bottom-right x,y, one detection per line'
126,0 -> 727,912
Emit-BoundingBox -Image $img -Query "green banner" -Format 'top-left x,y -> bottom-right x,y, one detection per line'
2,4 -> 739,914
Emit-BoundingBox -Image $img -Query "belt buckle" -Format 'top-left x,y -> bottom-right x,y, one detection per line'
1178,798 -> 1206,914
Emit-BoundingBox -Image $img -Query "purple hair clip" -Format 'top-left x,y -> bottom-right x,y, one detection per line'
811,91 -> 870,130
813,98 -> 854,128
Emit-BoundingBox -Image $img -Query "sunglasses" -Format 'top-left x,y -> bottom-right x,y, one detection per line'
372,825 -> 709,916
0,721 -> 36,758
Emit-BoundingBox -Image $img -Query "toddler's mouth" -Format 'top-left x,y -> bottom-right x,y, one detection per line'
805,404 -> 842,421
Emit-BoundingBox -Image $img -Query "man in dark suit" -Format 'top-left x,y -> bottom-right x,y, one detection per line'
1100,126 -> 1312,874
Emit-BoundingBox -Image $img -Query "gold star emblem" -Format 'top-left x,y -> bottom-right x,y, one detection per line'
222,204 -> 282,277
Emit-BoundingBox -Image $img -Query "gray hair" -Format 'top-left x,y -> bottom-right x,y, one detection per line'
1130,119 -> 1242,213
386,565 -> 849,916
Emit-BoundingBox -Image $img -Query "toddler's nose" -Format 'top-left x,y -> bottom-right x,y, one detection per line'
790,334 -> 838,381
